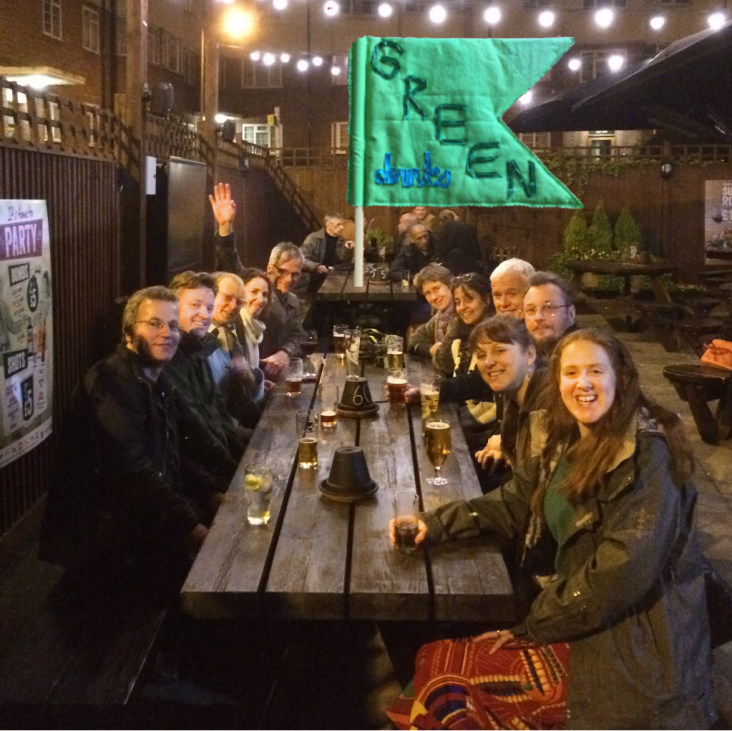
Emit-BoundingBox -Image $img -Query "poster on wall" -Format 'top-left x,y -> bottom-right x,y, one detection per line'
704,180 -> 732,263
0,200 -> 53,468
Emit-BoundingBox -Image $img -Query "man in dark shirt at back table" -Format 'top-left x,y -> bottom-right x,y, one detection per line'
298,212 -> 354,294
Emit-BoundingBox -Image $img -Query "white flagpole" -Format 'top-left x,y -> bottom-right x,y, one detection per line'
354,206 -> 364,287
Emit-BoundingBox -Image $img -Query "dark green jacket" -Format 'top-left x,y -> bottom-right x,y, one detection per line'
424,413 -> 714,729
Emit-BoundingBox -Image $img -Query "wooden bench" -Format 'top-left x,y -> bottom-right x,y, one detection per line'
0,502 -> 170,727
634,301 -> 685,351
663,364 -> 732,444
675,318 -> 727,357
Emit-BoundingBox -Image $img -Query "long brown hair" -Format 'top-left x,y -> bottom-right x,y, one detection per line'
534,329 -> 694,512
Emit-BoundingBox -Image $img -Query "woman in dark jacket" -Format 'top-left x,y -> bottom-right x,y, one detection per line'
389,329 -> 714,730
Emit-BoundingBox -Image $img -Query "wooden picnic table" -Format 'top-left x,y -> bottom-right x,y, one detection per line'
181,354 -> 514,624
317,267 -> 417,304
566,259 -> 678,303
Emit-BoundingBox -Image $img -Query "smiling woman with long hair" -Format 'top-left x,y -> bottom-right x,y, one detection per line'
388,329 -> 714,730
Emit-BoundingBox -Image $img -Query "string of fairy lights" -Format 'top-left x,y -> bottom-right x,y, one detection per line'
218,0 -> 729,83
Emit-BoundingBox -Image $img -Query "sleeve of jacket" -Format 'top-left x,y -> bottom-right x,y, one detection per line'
85,367 -> 201,539
433,318 -> 462,376
300,233 -> 321,273
408,316 -> 437,357
440,368 -> 493,404
512,434 -> 689,645
388,247 -> 410,281
214,232 -> 245,277
278,296 -> 305,357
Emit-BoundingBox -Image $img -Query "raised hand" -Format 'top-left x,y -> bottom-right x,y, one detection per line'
208,182 -> 237,236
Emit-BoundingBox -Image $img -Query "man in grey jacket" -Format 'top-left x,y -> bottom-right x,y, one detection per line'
299,213 -> 354,294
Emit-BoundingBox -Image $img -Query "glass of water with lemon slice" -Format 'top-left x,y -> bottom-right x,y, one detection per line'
245,464 -> 273,525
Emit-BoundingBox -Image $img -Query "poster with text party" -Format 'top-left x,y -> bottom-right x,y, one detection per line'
0,200 -> 53,468
704,180 -> 732,263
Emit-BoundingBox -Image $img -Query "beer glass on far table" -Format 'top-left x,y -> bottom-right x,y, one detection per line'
285,357 -> 303,396
385,335 -> 404,370
302,330 -> 319,379
424,416 -> 451,485
319,383 -> 339,430
387,367 -> 408,407
345,328 -> 361,378
392,491 -> 419,553
420,372 -> 441,422
333,324 -> 348,360
296,410 -> 319,469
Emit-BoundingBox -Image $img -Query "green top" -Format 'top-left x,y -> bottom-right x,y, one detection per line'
543,457 -> 575,552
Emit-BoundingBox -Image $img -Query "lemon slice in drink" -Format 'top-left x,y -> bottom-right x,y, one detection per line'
245,474 -> 261,491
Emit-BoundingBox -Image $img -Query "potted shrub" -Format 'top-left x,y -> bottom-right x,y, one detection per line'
614,207 -> 642,262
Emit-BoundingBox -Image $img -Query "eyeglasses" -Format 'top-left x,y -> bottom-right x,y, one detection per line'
524,303 -> 571,318
274,265 -> 302,281
219,292 -> 246,308
136,318 -> 181,333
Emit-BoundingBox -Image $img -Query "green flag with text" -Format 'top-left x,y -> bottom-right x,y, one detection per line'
347,36 -> 581,209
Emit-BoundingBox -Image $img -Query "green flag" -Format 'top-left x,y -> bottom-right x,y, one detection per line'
347,36 -> 581,209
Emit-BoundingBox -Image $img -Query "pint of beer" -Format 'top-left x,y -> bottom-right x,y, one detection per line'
385,335 -> 405,370
298,437 -> 318,469
333,324 -> 348,357
285,357 -> 303,397
387,368 -> 408,407
319,382 -> 339,430
425,419 -> 451,469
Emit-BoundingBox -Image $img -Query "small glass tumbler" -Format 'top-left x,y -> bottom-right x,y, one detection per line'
386,367 -> 408,408
319,383 -> 339,430
296,410 -> 319,469
392,491 -> 419,552
245,464 -> 273,526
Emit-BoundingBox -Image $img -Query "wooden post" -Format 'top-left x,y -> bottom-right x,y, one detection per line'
202,23 -> 219,187
354,206 -> 364,287
124,0 -> 148,289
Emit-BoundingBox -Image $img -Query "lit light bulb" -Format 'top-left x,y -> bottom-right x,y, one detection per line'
519,91 -> 533,106
263,53 -> 275,66
568,58 -> 581,71
484,6 -> 501,25
215,114 -> 228,124
273,0 -> 288,8
538,10 -> 555,27
250,51 -> 261,61
280,53 -> 291,63
331,66 -> 341,76
594,8 -> 614,28
378,2 -> 393,17
429,4 -> 446,23
312,56 -> 323,66
708,12 -> 726,29
649,15 -> 665,30
607,54 -> 625,71
223,8 -> 255,38
324,0 -> 340,16
297,59 -> 309,72
217,0 -> 235,4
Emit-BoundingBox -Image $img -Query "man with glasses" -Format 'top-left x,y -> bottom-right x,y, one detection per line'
523,271 -> 577,356
41,287 -> 221,579
209,182 -> 304,380
299,212 -> 354,294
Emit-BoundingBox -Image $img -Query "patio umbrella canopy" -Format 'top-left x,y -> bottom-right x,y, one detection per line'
508,21 -> 732,141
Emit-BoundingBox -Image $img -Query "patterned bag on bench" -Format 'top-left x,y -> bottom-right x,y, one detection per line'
701,339 -> 732,370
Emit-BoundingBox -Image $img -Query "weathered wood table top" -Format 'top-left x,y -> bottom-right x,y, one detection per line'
566,259 -> 678,303
317,268 -> 417,304
181,355 -> 514,623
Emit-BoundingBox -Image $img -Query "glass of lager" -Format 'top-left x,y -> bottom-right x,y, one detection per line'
424,416 -> 451,485
420,373 -> 441,422
333,323 -> 348,360
385,335 -> 405,370
392,491 -> 419,552
285,357 -> 303,396
387,368 -> 408,407
296,410 -> 319,469
319,383 -> 339,430
245,464 -> 273,525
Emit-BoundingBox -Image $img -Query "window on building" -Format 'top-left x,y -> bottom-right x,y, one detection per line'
582,0 -> 625,6
660,0 -> 689,4
331,54 -> 348,86
148,29 -> 160,65
242,124 -> 273,148
579,50 -> 625,83
82,7 -> 100,53
523,0 -> 552,7
183,51 -> 198,85
339,0 -> 377,14
162,33 -> 181,73
331,121 -> 349,152
43,0 -> 62,40
590,138 -> 612,158
519,132 -> 551,149
241,60 -> 282,89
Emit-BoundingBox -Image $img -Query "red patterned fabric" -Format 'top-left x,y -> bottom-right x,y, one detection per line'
387,637 -> 570,730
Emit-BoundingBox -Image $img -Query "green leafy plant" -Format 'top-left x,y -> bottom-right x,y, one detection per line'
587,200 -> 613,254
563,210 -> 588,256
614,208 -> 642,260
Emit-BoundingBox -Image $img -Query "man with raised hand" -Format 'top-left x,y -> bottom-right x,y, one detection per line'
209,182 -> 304,380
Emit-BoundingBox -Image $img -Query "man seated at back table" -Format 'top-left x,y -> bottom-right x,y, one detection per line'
41,286 -> 220,582
166,271 -> 245,471
209,182 -> 305,380
298,212 -> 354,294
388,223 -> 438,282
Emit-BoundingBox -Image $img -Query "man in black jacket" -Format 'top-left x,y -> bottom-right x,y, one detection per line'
388,223 -> 438,282
41,286 -> 217,577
